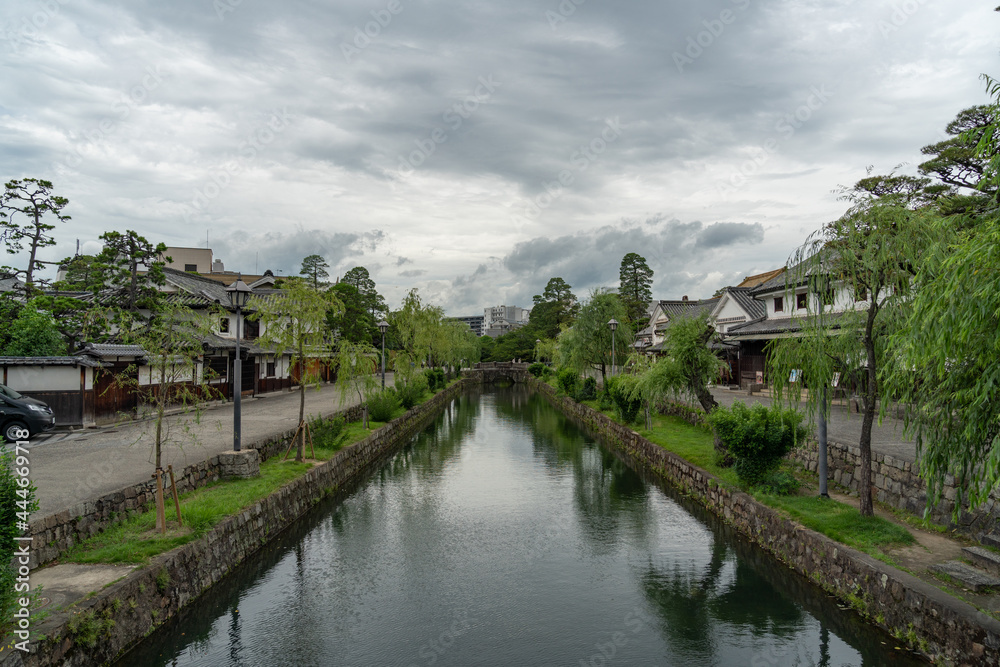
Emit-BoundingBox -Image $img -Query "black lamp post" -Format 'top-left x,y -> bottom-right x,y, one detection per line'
378,320 -> 389,389
225,278 -> 253,452
608,318 -> 619,377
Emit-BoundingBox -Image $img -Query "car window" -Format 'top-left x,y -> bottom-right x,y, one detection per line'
0,384 -> 23,400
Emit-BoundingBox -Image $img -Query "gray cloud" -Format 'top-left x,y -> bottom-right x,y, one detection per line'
695,222 -> 765,249
0,0 -> 994,314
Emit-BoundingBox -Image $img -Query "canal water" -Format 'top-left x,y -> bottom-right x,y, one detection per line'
120,386 -> 923,666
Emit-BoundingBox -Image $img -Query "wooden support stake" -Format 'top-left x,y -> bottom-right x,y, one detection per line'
284,421 -> 304,460
305,420 -> 315,459
167,464 -> 183,527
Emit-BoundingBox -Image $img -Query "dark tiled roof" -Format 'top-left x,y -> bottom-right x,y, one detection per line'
720,287 -> 766,320
0,356 -> 103,368
162,269 -> 289,310
657,298 -> 720,320
78,343 -> 149,358
724,310 -> 849,338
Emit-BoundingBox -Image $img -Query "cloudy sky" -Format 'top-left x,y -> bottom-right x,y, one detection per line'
2,0 -> 997,315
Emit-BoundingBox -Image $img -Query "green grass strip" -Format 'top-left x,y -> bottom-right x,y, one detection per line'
63,420 -> 379,565
626,412 -> 913,555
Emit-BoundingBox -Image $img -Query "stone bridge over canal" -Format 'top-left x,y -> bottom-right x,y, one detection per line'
463,361 -> 533,384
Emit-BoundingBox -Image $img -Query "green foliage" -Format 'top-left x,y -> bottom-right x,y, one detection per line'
606,375 -> 642,424
884,209 -> 1000,513
619,253 -> 654,326
309,415 -> 348,450
707,402 -> 808,486
94,229 -> 168,315
427,368 -> 444,389
0,178 -> 71,296
334,340 -> 380,428
576,376 -> 597,401
395,373 -> 427,409
557,289 -> 632,383
342,266 -> 388,321
633,314 -> 723,414
756,471 -> 801,496
300,254 -> 330,288
327,282 -> 377,344
556,368 -> 579,396
531,277 -> 578,338
367,388 -> 400,422
527,362 -> 546,377
67,608 -> 115,649
154,568 -> 170,593
0,300 -> 65,355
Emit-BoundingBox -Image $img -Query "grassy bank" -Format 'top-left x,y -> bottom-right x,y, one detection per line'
603,407 -> 915,559
63,418 -> 379,565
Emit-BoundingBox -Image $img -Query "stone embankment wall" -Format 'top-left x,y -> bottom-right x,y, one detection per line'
541,382 -> 1000,666
791,438 -> 1000,536
9,386 -> 461,667
25,405 -> 365,570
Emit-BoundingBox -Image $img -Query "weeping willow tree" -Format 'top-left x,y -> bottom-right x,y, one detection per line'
881,73 -> 1000,517
767,178 -> 935,516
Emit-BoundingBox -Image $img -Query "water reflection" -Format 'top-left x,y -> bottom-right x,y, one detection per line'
118,386 -> 923,667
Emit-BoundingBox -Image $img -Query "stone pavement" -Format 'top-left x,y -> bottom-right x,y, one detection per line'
706,386 -> 918,463
17,377 -> 392,517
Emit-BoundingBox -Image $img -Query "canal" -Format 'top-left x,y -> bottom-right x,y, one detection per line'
119,386 -> 923,666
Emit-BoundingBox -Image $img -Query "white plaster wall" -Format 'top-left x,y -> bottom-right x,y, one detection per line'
5,366 -> 79,391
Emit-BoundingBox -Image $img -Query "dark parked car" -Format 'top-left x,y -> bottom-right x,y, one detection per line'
0,383 -> 56,442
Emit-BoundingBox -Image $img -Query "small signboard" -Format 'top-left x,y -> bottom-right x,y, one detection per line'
789,369 -> 801,383
831,372 -> 841,388
755,371 -> 763,384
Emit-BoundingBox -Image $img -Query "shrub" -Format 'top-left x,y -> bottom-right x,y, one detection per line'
396,375 -> 428,409
542,366 -> 555,378
707,401 -> 808,486
367,388 -> 400,422
606,375 -> 642,424
433,368 -> 446,390
528,362 -> 546,378
423,368 -> 438,391
757,471 -> 801,496
598,390 -> 613,411
576,376 -> 597,401
556,368 -> 579,396
310,415 -> 348,450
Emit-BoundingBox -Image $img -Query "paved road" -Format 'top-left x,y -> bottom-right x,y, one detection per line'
706,386 -> 917,463
16,376 -> 393,517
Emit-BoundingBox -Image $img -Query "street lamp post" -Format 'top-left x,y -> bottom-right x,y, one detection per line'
608,318 -> 619,377
225,278 -> 253,452
378,320 -> 389,389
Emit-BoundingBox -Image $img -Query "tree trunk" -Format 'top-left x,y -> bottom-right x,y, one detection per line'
858,304 -> 879,517
297,380 -> 305,462
694,384 -> 718,414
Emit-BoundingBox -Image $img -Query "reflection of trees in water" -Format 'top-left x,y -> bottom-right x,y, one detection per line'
638,537 -> 807,665
507,388 -> 655,554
